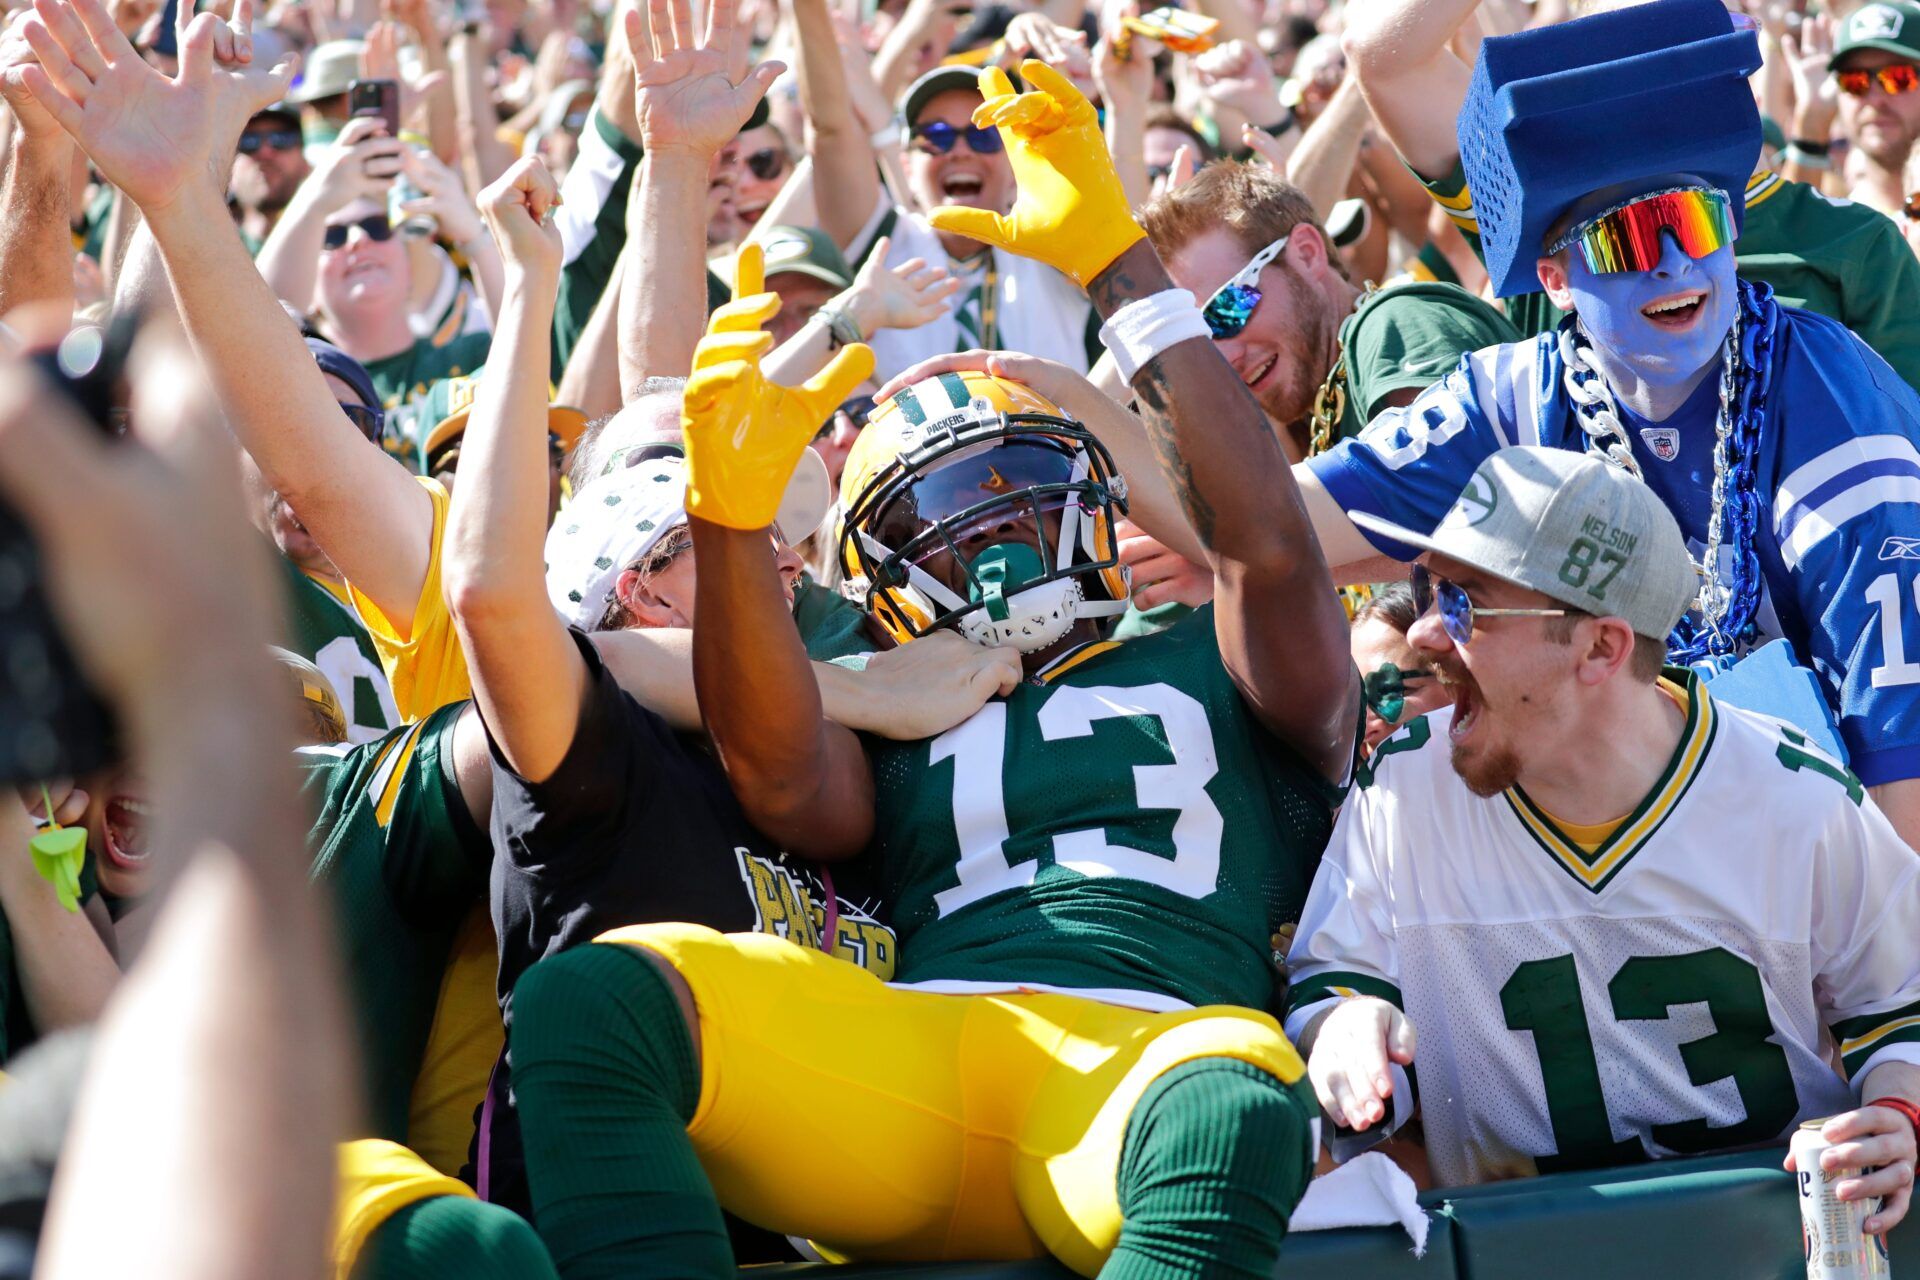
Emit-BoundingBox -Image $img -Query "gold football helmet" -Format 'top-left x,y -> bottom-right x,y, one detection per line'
839,370 -> 1130,651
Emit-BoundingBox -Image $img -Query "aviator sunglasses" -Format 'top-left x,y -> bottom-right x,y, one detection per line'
1410,563 -> 1568,648
1545,185 -> 1735,276
908,121 -> 1005,155
1838,63 -> 1920,96
322,214 -> 395,250
1201,233 -> 1290,340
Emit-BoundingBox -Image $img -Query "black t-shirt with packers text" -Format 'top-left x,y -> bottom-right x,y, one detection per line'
478,628 -> 894,1219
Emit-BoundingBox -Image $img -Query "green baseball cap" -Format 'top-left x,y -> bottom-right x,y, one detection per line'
1351,446 -> 1698,640
1830,2 -> 1920,69
733,225 -> 853,290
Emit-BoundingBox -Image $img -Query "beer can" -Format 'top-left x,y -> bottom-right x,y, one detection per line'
1794,1119 -> 1892,1279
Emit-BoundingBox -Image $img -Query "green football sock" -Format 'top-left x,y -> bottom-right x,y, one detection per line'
510,942 -> 730,1279
1104,1057 -> 1314,1280
351,1193 -> 560,1280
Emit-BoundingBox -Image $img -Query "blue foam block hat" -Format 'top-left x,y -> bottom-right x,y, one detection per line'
1458,0 -> 1763,298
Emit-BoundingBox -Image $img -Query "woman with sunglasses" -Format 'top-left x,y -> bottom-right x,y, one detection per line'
1828,3 -> 1920,219
791,0 -> 1102,381
1299,0 -> 1920,854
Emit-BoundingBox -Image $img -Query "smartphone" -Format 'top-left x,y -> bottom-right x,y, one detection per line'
0,323 -> 135,785
1121,7 -> 1218,53
348,78 -> 401,137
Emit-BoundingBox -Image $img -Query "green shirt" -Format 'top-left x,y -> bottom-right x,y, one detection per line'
1335,280 -> 1520,438
1420,161 -> 1920,393
280,556 -> 401,744
865,605 -> 1341,1010
297,702 -> 489,1141
363,331 -> 495,410
794,574 -> 874,662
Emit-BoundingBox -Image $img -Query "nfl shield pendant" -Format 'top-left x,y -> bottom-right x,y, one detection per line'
1640,427 -> 1680,462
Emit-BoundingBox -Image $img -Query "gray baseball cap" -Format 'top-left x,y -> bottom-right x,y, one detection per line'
1351,446 -> 1697,640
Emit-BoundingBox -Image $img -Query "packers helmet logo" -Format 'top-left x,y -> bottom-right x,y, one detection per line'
1448,474 -> 1498,528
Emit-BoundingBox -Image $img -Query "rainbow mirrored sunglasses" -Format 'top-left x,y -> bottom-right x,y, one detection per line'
1202,233 -> 1290,340
1545,185 -> 1735,276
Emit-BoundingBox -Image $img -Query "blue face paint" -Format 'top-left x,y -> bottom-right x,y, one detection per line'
1566,231 -> 1736,390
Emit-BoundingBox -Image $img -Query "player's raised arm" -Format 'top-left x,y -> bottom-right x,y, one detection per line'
930,62 -> 1358,781
683,243 -> 879,860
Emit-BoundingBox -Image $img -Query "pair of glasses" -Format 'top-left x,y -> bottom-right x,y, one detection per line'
1838,63 -> 1920,97
239,129 -> 302,155
322,214 -> 394,250
743,147 -> 788,181
338,401 -> 385,442
909,121 -> 1005,155
818,393 -> 877,438
1201,233 -> 1289,340
1410,564 -> 1568,648
1361,660 -> 1433,724
1544,185 -> 1734,275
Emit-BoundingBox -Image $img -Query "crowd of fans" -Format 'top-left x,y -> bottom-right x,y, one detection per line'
3,0 -> 1920,1275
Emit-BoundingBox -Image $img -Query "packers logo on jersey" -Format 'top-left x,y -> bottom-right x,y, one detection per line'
839,371 -> 1132,650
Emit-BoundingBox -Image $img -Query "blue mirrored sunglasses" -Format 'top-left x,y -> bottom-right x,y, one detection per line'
909,121 -> 1005,155
1410,564 -> 1568,647
1202,233 -> 1290,340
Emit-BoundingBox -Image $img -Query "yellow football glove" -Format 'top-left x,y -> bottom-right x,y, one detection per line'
928,61 -> 1146,288
683,243 -> 876,531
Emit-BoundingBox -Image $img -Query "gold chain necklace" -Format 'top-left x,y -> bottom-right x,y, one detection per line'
1307,281 -> 1378,457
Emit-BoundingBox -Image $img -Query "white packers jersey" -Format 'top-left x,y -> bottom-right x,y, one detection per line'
1284,673 -> 1920,1188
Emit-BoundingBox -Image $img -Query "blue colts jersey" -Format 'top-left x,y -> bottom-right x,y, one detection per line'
1308,305 -> 1920,786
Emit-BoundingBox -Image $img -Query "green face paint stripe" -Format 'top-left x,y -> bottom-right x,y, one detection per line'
897,388 -> 926,426
937,372 -> 971,411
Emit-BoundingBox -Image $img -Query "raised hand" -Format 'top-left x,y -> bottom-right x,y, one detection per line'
839,235 -> 961,336
684,241 -> 874,530
1781,12 -> 1838,136
1191,39 -> 1283,124
0,11 -> 67,142
11,0 -> 292,212
305,114 -> 407,212
477,154 -> 563,280
927,61 -> 1144,287
400,144 -> 484,244
627,0 -> 783,158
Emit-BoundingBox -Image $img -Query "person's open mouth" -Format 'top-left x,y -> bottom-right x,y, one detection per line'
940,172 -> 985,201
1240,352 -> 1278,392
103,796 -> 152,869
1640,289 -> 1707,331
1438,669 -> 1481,744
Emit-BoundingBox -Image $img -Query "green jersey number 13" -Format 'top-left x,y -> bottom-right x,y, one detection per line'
929,682 -> 1225,916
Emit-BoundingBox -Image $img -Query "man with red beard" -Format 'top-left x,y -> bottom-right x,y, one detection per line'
791,0 -> 1098,381
1286,447 -> 1920,1226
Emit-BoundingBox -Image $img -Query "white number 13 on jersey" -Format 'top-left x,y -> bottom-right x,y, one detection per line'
930,683 -> 1225,915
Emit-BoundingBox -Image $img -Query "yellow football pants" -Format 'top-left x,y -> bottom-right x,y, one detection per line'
334,1139 -> 475,1279
597,923 -> 1307,1277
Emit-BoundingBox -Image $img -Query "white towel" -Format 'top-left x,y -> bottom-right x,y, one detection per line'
1287,1151 -> 1431,1257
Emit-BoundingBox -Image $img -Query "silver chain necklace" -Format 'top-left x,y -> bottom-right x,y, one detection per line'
1557,314 -> 1742,639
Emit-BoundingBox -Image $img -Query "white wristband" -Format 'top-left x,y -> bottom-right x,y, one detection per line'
1098,288 -> 1212,384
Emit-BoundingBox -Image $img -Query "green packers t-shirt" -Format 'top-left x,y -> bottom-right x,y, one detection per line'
794,574 -> 874,661
363,331 -> 494,410
280,556 -> 402,744
297,701 -> 490,1143
1335,280 -> 1520,439
1419,161 -> 1920,393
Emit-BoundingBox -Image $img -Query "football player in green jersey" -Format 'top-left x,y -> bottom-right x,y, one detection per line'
507,60 -> 1361,1279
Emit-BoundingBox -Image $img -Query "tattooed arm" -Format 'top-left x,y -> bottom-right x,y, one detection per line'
1088,241 -> 1358,782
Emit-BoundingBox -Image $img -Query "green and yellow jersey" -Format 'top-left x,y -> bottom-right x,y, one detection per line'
1421,162 -> 1920,393
282,558 -> 402,744
298,703 -> 494,1161
866,606 -> 1342,1012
